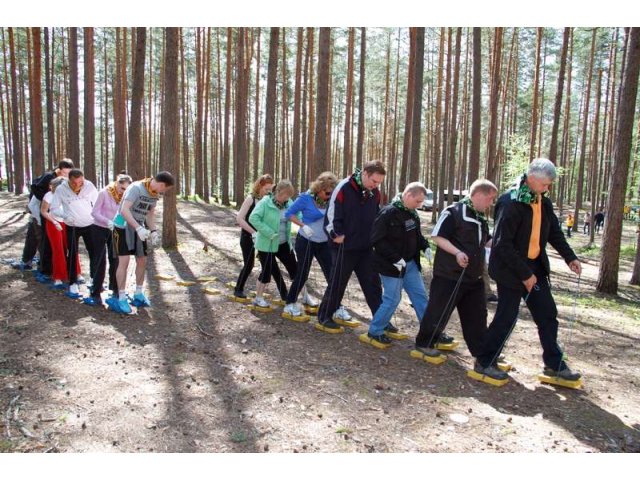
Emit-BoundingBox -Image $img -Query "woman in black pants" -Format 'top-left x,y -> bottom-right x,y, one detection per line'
233,174 -> 274,299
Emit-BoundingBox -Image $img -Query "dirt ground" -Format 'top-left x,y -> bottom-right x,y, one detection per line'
1,190 -> 639,453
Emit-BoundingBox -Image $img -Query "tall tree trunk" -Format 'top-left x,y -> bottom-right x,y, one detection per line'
235,28 -> 249,206
292,27 -> 304,189
161,27 -> 180,248
313,27 -> 331,178
382,31 -> 391,179
549,27 -> 570,165
574,28 -> 597,225
44,27 -> 55,170
252,28 -> 261,178
203,28 -> 212,202
558,29 -> 574,213
529,28 -> 543,160
432,28 -> 445,222
8,28 -> 24,193
305,28 -> 315,184
599,28 -> 640,292
180,30 -> 191,196
446,27 -> 461,198
343,28 -> 355,178
128,27 -> 146,182
222,28 -> 233,204
587,69 -> 602,246
83,28 -> 96,184
263,27 -> 279,176
399,28 -> 416,189
29,27 -> 45,177
356,27 -> 366,165
485,28 -> 503,184
469,27 -> 482,182
408,27 -> 425,182
441,28 -> 452,204
67,28 -> 80,165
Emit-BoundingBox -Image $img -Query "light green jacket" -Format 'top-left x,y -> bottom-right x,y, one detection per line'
249,195 -> 293,252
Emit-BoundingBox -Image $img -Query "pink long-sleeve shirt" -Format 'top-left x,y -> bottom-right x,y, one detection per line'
91,188 -> 119,228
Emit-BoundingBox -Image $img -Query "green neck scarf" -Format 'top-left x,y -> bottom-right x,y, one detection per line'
270,192 -> 287,210
460,196 -> 486,222
353,168 -> 374,199
510,174 -> 545,204
392,194 -> 420,222
311,190 -> 327,208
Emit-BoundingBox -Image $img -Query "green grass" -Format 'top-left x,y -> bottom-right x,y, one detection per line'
575,243 -> 637,260
230,431 -> 247,443
554,291 -> 640,324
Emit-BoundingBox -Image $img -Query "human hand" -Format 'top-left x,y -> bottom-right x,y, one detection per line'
301,225 -> 314,237
136,226 -> 150,241
424,247 -> 433,263
333,235 -> 345,244
53,221 -> 63,231
251,232 -> 257,243
455,251 -> 469,268
107,219 -> 114,231
150,230 -> 160,248
568,259 -> 582,276
393,258 -> 406,272
523,274 -> 537,292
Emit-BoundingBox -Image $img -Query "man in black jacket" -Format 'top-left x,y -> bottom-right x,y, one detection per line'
316,160 -> 386,332
476,158 -> 582,382
367,182 -> 430,344
414,179 -> 498,364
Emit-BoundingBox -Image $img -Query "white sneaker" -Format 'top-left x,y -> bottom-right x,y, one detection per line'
333,305 -> 352,321
252,297 -> 270,308
69,283 -> 80,294
284,303 -> 302,316
302,292 -> 319,307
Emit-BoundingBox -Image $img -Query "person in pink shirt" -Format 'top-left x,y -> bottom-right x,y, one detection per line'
84,173 -> 132,306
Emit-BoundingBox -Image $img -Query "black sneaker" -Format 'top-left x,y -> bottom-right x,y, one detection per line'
320,319 -> 341,329
368,333 -> 392,345
438,332 -> 455,344
543,366 -> 581,381
233,291 -> 247,299
384,323 -> 399,334
414,345 -> 441,357
474,361 -> 509,381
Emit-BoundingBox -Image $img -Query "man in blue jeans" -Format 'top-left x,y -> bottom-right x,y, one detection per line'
367,182 -> 431,345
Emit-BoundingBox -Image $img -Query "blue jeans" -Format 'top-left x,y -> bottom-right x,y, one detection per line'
368,260 -> 428,336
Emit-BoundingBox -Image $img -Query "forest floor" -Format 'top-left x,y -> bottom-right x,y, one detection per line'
1,190 -> 639,453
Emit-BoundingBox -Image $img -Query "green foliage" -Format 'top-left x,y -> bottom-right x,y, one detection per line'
501,134 -> 531,186
230,431 -> 247,443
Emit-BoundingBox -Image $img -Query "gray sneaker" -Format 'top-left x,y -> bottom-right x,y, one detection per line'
414,346 -> 441,357
474,361 -> 509,381
543,366 -> 581,381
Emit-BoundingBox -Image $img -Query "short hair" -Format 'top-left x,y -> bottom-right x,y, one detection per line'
274,179 -> 295,196
68,168 -> 84,179
117,173 -> 132,184
469,178 -> 498,196
57,159 -> 74,170
402,181 -> 428,197
252,174 -> 274,197
528,158 -> 557,180
362,160 -> 387,176
310,171 -> 337,194
154,171 -> 175,187
50,176 -> 66,191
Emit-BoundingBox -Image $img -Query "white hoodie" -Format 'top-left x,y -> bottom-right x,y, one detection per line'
50,179 -> 98,228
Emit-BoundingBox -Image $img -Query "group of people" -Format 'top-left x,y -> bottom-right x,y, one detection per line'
566,210 -> 605,236
232,158 -> 583,384
13,159 -> 175,315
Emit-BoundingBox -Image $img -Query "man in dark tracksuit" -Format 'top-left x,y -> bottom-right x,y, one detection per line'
316,160 -> 386,331
414,179 -> 497,360
476,158 -> 582,381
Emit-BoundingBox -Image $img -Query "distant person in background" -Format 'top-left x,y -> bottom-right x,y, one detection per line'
594,210 -> 605,234
565,213 -> 574,238
583,211 -> 591,235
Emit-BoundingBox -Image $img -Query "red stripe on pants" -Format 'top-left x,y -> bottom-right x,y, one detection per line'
46,221 -> 81,282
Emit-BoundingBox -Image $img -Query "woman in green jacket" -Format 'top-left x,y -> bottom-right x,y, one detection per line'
249,179 -> 298,308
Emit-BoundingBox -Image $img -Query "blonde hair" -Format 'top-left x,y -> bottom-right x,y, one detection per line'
116,173 -> 133,185
275,179 -> 295,196
50,176 -> 65,192
469,178 -> 498,196
310,171 -> 337,194
252,174 -> 274,197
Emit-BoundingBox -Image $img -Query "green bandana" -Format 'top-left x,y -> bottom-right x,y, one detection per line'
353,168 -> 374,199
270,192 -> 287,210
311,190 -> 327,208
392,194 -> 420,222
509,174 -> 546,204
460,196 -> 486,222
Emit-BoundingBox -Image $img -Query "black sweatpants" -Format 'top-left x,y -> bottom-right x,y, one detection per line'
66,225 -> 96,285
257,242 -> 297,300
234,232 -> 255,294
415,275 -> 487,356
89,225 -> 119,296
477,260 -> 566,370
285,235 -> 332,304
317,246 -> 382,324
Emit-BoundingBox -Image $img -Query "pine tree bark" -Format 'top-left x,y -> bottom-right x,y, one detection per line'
83,28 -> 96,184
446,27 -> 461,198
29,28 -> 45,177
221,28 -> 233,204
263,27 -> 279,176
67,28 -> 80,166
529,28 -> 543,161
598,28 -> 640,292
343,28 -> 355,178
313,27 -> 331,178
549,28 -> 570,165
292,27 -> 304,189
161,27 -> 180,248
234,28 -> 249,207
252,28 -> 261,179
128,27 -> 146,182
587,69 -> 602,246
8,28 -> 23,193
399,28 -> 416,189
356,28 -> 366,166
432,28 -> 446,221
485,28 -> 503,184
469,27 -> 482,182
